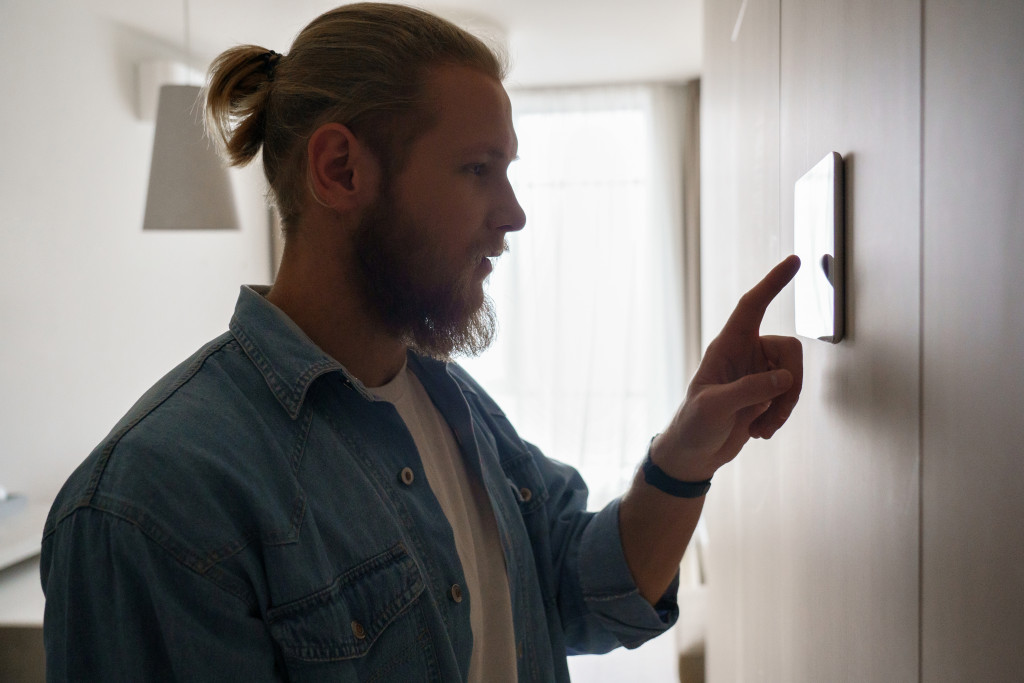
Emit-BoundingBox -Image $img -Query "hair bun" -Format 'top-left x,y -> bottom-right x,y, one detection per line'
204,45 -> 278,168
256,50 -> 283,81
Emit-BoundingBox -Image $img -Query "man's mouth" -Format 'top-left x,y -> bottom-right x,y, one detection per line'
475,240 -> 510,277
485,240 -> 510,261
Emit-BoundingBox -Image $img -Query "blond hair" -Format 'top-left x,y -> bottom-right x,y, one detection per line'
205,3 -> 506,232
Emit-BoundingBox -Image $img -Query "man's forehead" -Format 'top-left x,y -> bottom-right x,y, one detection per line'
421,65 -> 517,151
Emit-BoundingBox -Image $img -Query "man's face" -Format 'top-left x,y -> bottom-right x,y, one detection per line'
354,64 -> 526,359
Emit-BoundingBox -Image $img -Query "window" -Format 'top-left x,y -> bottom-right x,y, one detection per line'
460,83 -> 701,511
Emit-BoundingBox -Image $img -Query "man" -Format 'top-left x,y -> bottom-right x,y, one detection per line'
41,4 -> 802,681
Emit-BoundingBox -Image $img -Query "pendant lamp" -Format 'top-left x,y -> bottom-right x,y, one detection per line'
142,0 -> 238,230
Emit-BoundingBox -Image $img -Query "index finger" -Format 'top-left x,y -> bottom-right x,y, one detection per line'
723,255 -> 801,335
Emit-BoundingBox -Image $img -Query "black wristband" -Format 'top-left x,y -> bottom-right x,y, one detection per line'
641,452 -> 712,498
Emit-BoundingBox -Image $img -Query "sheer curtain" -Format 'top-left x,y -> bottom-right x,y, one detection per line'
461,82 -> 701,510
459,82 -> 702,681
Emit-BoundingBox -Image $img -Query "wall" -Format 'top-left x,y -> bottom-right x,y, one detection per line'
0,1 -> 272,505
702,0 -> 920,679
920,1 -> 1024,680
699,0 -> 784,677
701,0 -> 1024,680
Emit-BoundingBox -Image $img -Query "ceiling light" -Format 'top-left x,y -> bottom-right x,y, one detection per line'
141,0 -> 238,231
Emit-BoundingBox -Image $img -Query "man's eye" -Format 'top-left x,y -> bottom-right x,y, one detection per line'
467,163 -> 486,176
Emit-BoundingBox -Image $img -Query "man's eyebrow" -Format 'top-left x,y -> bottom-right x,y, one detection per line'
459,146 -> 519,162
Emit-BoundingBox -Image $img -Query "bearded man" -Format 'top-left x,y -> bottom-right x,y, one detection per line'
41,4 -> 803,681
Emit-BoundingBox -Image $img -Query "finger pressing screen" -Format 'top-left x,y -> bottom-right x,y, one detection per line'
724,255 -> 801,335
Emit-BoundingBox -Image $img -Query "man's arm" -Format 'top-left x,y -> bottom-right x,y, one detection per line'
42,507 -> 280,682
619,256 -> 804,603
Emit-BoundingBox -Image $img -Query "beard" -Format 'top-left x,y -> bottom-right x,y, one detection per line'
353,182 -> 498,360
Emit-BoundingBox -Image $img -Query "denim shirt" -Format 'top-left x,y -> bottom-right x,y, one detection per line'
41,286 -> 677,682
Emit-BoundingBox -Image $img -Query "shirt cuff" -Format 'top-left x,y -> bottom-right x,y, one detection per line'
578,497 -> 680,649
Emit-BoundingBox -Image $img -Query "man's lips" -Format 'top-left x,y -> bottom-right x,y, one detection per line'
475,240 -> 510,277
485,239 -> 510,260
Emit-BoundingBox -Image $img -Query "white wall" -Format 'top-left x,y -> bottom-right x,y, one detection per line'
0,1 -> 272,502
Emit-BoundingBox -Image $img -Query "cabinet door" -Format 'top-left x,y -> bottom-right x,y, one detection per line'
702,0 -> 922,680
777,1 -> 921,678
922,1 -> 1024,680
701,1 -> 785,681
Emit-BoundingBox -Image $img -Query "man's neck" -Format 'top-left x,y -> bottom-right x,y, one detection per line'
266,233 -> 408,388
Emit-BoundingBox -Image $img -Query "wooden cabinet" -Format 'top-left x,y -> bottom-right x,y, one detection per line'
701,0 -> 1024,680
702,3 -> 785,681
920,2 -> 1024,680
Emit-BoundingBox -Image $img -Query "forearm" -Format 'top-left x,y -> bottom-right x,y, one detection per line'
618,466 -> 705,605
619,256 -> 803,605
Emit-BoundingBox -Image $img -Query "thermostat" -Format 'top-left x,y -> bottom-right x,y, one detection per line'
794,151 -> 845,343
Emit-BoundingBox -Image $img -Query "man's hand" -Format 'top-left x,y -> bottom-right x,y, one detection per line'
620,257 -> 803,604
651,255 -> 803,481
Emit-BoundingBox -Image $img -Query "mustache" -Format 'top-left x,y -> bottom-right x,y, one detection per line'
479,239 -> 510,261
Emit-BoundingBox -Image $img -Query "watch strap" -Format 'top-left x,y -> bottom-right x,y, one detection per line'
641,452 -> 712,498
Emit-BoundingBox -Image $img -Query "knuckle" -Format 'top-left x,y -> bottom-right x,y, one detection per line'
738,290 -> 759,312
687,391 -> 716,420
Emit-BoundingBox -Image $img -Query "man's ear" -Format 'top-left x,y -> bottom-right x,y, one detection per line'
306,123 -> 379,212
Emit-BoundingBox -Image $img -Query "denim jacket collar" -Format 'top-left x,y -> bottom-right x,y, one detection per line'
228,286 -> 463,418
229,285 -> 367,418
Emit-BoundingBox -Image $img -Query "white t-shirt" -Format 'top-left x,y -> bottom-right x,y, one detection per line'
371,364 -> 517,682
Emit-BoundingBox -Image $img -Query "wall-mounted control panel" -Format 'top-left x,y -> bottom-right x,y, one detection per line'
794,151 -> 845,343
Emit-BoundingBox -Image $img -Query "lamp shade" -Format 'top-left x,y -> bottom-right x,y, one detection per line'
143,84 -> 239,230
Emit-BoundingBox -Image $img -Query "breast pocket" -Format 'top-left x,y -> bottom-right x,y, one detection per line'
266,543 -> 436,682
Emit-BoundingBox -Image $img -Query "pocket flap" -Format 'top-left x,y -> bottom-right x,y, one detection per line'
267,544 -> 425,662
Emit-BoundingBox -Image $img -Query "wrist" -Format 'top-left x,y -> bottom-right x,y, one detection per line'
641,446 -> 712,499
648,434 -> 717,483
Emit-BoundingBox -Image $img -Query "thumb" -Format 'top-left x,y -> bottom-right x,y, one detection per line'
716,369 -> 793,412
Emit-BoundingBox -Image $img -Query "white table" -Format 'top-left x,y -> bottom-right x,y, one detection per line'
0,489 -> 55,626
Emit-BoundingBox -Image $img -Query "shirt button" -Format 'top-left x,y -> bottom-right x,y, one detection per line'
519,487 -> 533,502
400,467 -> 415,485
351,620 -> 366,640
450,584 -> 464,603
